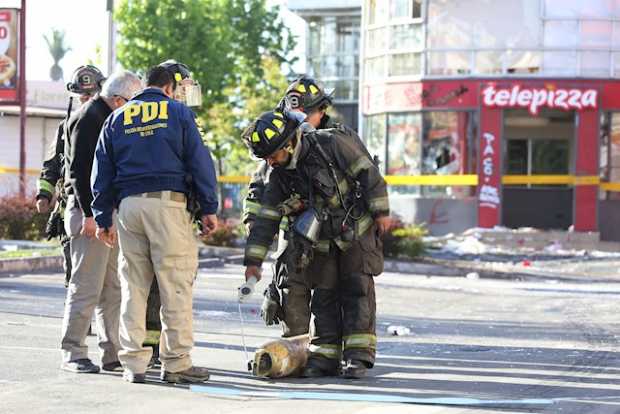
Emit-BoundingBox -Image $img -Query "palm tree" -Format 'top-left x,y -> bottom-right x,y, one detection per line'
43,29 -> 71,81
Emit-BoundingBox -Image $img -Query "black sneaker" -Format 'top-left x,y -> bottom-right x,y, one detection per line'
102,361 -> 122,372
60,358 -> 100,374
123,371 -> 146,384
343,359 -> 367,379
161,366 -> 210,384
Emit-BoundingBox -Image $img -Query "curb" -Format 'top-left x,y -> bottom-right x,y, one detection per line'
2,245 -> 608,283
0,256 -> 63,275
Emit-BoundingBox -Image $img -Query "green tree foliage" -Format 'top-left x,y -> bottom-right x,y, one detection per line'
114,0 -> 295,110
115,0 -> 296,175
205,56 -> 289,175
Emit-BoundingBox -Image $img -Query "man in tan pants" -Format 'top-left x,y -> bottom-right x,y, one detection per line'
91,62 -> 218,384
61,71 -> 143,373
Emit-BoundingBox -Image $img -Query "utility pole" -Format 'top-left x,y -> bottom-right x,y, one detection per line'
18,0 -> 26,198
106,0 -> 115,75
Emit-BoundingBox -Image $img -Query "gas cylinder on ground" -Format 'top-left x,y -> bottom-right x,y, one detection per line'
252,334 -> 310,378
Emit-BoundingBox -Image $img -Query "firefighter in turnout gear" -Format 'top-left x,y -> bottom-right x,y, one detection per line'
242,110 -> 391,379
245,76 -> 372,340
36,65 -> 105,287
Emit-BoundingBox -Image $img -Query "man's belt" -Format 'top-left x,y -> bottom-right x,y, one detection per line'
132,191 -> 186,203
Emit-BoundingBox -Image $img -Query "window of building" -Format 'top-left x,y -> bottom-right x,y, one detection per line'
428,51 -> 470,75
543,20 -> 579,48
544,0 -> 613,19
543,51 -> 577,75
389,24 -> 423,50
604,113 -> 620,199
368,0 -> 388,26
614,53 -> 620,77
365,55 -> 386,79
387,113 -> 422,176
366,27 -> 386,53
580,21 -> 612,49
389,52 -> 422,76
428,0 -> 540,49
580,51 -> 610,77
363,114 -> 387,173
390,0 -> 422,19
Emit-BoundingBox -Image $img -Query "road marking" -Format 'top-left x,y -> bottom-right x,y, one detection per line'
190,385 -> 553,407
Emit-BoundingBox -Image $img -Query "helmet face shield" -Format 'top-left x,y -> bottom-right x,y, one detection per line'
174,78 -> 202,107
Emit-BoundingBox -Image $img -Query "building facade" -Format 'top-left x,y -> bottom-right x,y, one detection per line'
287,0 -> 362,128
360,0 -> 620,240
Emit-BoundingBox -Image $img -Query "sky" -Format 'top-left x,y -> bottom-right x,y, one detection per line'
0,0 -> 305,82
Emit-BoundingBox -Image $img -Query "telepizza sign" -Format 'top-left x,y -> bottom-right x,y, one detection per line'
482,84 -> 598,115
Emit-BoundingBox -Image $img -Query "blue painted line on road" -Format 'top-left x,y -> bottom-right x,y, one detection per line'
190,385 -> 553,407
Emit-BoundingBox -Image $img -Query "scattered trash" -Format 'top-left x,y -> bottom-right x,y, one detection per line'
466,272 -> 480,280
387,325 -> 411,336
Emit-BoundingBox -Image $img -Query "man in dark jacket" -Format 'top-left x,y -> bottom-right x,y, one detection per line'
60,70 -> 143,374
92,61 -> 218,384
242,110 -> 390,379
36,65 -> 104,286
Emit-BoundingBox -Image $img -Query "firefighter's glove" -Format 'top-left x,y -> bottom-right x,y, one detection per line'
260,282 -> 284,326
278,194 -> 305,216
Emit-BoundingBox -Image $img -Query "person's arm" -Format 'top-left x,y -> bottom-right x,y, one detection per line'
328,131 -> 390,233
182,108 -> 218,216
36,121 -> 64,203
243,174 -> 286,270
243,162 -> 270,231
91,119 -> 116,230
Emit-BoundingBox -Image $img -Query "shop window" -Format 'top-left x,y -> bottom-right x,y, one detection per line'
580,51 -> 610,77
580,21 -> 612,49
543,21 -> 578,48
421,112 -> 463,175
389,24 -> 423,50
389,52 -> 422,76
387,113 -> 422,176
428,51 -> 470,75
543,51 -> 577,76
608,113 -> 620,199
363,114 -> 387,174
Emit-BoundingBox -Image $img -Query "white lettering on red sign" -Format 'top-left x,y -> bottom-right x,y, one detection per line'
479,132 -> 500,208
482,85 -> 598,115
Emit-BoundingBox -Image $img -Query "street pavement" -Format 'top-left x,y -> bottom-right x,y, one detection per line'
1,262 -> 620,414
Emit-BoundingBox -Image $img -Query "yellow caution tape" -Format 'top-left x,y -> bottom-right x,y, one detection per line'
1,166 -> 618,192
384,175 -> 478,186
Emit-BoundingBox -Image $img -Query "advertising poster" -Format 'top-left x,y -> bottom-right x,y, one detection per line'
0,9 -> 18,102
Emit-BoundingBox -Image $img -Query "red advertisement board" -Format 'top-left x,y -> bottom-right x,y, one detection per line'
477,107 -> 502,228
0,9 -> 18,103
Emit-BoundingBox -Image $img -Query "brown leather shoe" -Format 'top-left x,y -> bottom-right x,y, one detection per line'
160,366 -> 210,383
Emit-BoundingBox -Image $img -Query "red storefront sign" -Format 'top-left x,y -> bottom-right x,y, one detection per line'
0,9 -> 18,103
481,84 -> 598,115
